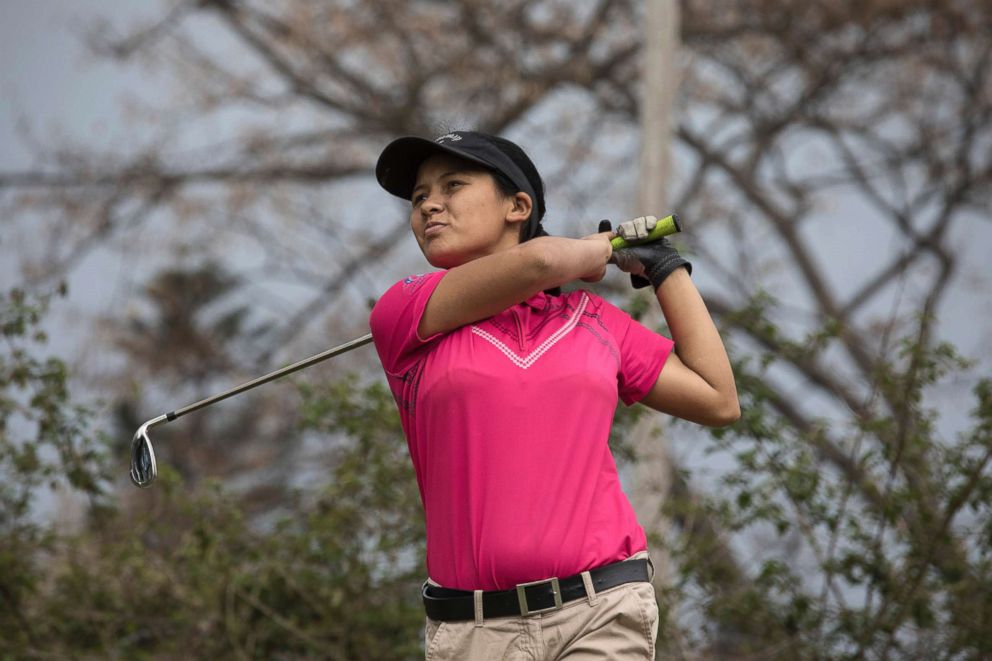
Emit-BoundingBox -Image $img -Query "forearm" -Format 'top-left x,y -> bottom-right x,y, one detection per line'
418,236 -> 610,337
655,269 -> 738,412
528,236 -> 612,289
609,215 -> 739,424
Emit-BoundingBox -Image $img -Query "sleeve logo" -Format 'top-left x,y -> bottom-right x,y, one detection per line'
402,273 -> 427,293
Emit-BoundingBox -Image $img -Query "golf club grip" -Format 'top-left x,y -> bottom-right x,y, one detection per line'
609,214 -> 681,250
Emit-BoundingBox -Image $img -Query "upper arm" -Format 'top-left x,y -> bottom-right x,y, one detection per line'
638,352 -> 741,427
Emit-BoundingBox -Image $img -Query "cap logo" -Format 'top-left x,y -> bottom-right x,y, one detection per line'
435,133 -> 462,143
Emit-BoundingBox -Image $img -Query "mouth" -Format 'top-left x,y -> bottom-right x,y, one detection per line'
424,222 -> 447,238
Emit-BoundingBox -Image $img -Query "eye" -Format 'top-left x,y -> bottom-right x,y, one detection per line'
445,180 -> 465,191
411,192 -> 427,206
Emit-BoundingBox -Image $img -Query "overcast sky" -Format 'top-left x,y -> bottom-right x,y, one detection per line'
1,2 -> 155,167
3,2 -> 990,427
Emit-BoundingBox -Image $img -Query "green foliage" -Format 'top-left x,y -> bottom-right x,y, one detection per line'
663,292 -> 992,658
0,287 -> 109,508
0,287 -> 111,653
4,287 -> 992,658
0,289 -> 426,659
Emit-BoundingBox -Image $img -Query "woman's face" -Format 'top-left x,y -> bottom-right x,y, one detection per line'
410,153 -> 528,269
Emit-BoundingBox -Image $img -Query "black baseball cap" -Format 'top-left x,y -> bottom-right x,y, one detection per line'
375,130 -> 545,240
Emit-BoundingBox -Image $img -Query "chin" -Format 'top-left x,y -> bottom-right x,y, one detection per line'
423,245 -> 467,270
427,255 -> 463,269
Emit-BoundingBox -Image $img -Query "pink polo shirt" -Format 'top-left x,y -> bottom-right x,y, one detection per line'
369,271 -> 673,591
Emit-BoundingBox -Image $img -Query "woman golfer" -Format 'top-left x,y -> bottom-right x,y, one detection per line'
370,131 -> 738,659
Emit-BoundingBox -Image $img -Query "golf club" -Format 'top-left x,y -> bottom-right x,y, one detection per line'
129,333 -> 373,487
609,213 -> 681,248
129,214 -> 681,488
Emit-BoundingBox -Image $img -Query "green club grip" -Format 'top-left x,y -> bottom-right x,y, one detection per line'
609,214 -> 681,250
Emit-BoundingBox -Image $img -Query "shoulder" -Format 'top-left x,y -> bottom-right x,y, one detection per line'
372,272 -> 444,309
564,288 -> 627,319
370,271 -> 446,327
369,271 -> 449,373
384,271 -> 445,299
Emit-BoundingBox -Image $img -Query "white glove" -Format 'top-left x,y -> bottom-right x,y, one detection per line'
615,215 -> 658,242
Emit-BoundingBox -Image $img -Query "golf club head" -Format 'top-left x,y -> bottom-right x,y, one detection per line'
130,421 -> 158,488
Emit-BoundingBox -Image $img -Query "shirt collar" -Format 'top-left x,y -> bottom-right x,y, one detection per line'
522,291 -> 549,311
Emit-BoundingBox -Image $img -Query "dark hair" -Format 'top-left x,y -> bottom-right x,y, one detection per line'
485,136 -> 547,243
484,135 -> 559,296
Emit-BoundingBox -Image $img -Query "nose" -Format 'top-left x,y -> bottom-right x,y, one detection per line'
421,193 -> 443,215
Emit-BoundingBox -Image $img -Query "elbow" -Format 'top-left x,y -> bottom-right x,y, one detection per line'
519,238 -> 560,285
706,393 -> 741,428
719,402 -> 742,427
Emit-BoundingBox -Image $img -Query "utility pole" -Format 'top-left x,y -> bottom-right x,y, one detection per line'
632,0 -> 680,607
639,0 -> 678,216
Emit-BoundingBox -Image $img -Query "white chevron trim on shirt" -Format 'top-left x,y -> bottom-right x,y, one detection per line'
470,293 -> 589,369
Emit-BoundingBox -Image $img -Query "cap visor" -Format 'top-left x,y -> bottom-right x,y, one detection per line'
375,136 -> 500,201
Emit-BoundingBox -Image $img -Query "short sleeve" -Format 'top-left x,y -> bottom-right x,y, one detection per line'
369,271 -> 447,376
597,298 -> 674,406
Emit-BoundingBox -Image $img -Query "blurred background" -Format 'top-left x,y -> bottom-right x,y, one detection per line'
2,1 -> 990,658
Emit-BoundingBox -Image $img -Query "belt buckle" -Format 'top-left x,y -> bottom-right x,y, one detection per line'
515,577 -> 562,616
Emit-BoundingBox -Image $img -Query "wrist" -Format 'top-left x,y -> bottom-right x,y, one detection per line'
580,233 -> 613,263
655,262 -> 691,286
645,253 -> 691,290
583,237 -> 612,283
602,238 -> 614,265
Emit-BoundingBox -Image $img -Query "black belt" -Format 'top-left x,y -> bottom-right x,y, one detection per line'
422,558 -> 650,621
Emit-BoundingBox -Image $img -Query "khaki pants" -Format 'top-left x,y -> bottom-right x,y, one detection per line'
424,560 -> 658,660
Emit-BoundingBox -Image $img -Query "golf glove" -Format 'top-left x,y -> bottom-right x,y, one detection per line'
606,216 -> 692,290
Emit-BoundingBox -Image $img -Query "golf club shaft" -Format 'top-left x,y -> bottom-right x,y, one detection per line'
142,216 -> 680,425
164,333 -> 373,423
140,215 -> 678,425
131,213 -> 682,487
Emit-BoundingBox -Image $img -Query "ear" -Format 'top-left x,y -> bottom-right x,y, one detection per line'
505,192 -> 533,225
